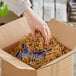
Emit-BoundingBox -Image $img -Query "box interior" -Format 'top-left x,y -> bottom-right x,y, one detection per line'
0,17 -> 76,70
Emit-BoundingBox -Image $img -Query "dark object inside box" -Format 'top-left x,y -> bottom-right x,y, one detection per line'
10,31 -> 71,69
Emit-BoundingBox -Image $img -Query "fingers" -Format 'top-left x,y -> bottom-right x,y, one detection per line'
45,23 -> 51,43
31,27 -> 35,36
45,29 -> 50,44
29,20 -> 51,44
32,30 -> 35,36
40,22 -> 51,44
40,27 -> 48,44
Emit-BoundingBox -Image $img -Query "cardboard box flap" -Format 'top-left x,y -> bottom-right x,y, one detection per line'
0,17 -> 31,49
48,19 -> 76,49
39,19 -> 76,69
0,17 -> 35,70
0,49 -> 35,70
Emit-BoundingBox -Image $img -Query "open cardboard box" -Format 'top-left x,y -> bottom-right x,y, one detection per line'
0,17 -> 76,76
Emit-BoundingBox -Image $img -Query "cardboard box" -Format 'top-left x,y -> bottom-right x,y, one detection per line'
0,17 -> 76,76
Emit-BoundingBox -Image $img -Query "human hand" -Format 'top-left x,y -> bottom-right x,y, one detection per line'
23,8 -> 51,44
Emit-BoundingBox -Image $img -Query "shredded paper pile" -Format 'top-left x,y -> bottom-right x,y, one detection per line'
11,31 -> 71,69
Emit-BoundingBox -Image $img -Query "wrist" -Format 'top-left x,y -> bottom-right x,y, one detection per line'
23,8 -> 33,16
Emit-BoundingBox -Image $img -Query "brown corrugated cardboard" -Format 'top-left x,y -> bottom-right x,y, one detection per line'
0,17 -> 75,76
1,55 -> 73,76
